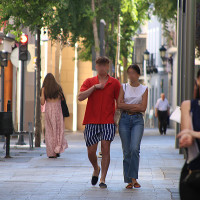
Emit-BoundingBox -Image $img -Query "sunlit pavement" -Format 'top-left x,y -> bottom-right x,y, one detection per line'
0,128 -> 184,200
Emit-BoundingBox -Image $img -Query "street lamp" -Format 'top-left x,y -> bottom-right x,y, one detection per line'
143,49 -> 150,84
144,49 -> 150,61
159,45 -> 167,59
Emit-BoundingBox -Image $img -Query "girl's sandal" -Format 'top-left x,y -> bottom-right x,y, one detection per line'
126,183 -> 133,189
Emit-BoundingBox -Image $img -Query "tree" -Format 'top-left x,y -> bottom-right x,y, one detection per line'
91,0 -> 100,58
148,0 -> 177,43
120,0 -> 150,78
0,0 -> 95,147
0,0 -> 59,147
77,0 -> 150,78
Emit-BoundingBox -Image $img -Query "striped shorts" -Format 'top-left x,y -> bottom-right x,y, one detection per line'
84,124 -> 116,147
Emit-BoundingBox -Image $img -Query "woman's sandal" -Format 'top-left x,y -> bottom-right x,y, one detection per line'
91,167 -> 101,185
49,156 -> 57,158
133,182 -> 141,188
126,183 -> 133,189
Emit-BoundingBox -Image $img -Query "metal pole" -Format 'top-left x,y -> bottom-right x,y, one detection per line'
1,67 -> 4,111
185,0 -> 196,99
5,100 -> 11,158
16,61 -> 26,145
181,0 -> 187,102
100,19 -> 106,57
175,0 -> 182,149
144,60 -> 147,84
34,33 -> 37,129
0,66 -> 5,142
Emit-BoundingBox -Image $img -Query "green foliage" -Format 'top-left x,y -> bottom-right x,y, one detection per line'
48,0 -> 92,49
148,0 -> 177,42
0,0 -> 151,68
0,0 -> 56,33
120,0 -> 150,67
149,0 -> 177,22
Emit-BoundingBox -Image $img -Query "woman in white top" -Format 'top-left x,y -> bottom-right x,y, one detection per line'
117,64 -> 148,189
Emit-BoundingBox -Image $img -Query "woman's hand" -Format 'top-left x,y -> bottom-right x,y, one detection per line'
177,129 -> 194,148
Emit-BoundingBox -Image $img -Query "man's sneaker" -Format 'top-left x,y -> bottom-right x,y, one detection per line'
99,182 -> 107,189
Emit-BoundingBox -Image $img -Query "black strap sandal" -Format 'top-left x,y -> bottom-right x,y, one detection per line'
91,167 -> 100,185
99,182 -> 107,189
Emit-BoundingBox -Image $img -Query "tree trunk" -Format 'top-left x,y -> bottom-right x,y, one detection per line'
123,56 -> 128,83
35,27 -> 41,147
115,14 -> 120,79
91,0 -> 100,58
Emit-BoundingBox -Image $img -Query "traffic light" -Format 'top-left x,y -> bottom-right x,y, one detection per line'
19,34 -> 28,61
0,51 -> 8,67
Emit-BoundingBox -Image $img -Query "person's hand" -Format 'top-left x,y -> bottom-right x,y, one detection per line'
155,113 -> 158,118
177,130 -> 194,148
94,83 -> 105,90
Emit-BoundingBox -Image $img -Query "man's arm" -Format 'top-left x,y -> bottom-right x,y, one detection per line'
154,99 -> 159,117
78,83 -> 105,101
155,108 -> 158,118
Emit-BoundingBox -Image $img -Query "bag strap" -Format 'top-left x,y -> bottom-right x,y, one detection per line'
124,83 -> 127,93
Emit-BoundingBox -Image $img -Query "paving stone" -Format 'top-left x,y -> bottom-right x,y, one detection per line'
0,128 -> 183,200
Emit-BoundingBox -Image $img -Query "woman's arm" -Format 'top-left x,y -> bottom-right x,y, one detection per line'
40,87 -> 45,105
117,88 -> 148,113
177,101 -> 194,148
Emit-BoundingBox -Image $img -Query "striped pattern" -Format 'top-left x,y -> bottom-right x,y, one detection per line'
84,124 -> 116,147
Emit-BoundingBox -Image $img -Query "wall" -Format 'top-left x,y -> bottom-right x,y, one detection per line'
77,59 -> 93,131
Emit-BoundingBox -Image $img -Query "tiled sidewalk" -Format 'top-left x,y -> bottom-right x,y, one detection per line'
0,129 -> 184,200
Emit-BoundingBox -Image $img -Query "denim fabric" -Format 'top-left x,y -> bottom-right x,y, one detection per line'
119,112 -> 144,183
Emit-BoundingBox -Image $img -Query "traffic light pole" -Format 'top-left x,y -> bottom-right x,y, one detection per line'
0,66 -> 5,142
16,61 -> 26,145
1,66 -> 4,111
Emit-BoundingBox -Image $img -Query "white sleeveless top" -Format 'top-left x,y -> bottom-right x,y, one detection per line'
123,83 -> 147,104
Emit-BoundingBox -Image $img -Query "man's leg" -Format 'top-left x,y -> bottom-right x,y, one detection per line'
163,111 -> 168,134
100,140 -> 111,183
158,111 -> 163,134
87,143 -> 100,176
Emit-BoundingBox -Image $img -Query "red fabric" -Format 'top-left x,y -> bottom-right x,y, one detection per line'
80,75 -> 121,125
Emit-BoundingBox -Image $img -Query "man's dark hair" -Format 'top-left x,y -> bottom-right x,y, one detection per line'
95,56 -> 110,65
197,69 -> 200,78
127,64 -> 141,75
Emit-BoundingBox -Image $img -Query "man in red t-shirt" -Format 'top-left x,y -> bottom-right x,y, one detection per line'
78,56 -> 120,188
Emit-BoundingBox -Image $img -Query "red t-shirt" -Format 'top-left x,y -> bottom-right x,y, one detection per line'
80,75 -> 121,125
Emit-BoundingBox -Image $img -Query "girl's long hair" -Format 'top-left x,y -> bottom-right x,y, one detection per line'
42,73 -> 62,99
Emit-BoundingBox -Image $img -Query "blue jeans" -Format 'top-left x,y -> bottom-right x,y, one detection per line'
119,112 -> 144,183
